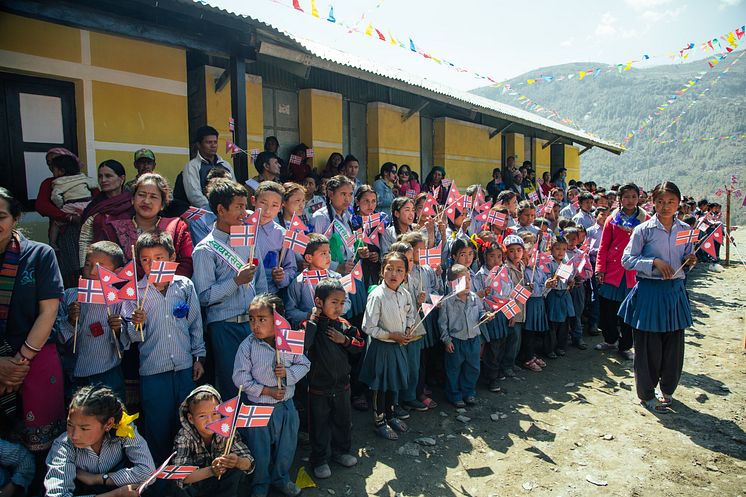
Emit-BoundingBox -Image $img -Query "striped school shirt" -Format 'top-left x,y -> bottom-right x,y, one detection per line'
0,439 -> 34,492
622,215 -> 694,280
438,291 -> 483,344
44,429 -> 155,497
362,284 -> 416,343
232,334 -> 310,404
255,220 -> 297,293
122,276 -> 205,376
285,270 -> 349,328
57,288 -> 129,378
192,227 -> 269,324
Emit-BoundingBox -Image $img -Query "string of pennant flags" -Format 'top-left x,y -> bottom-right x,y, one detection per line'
652,132 -> 746,145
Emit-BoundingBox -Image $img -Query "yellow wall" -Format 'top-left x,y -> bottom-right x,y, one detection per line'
299,89 -> 343,171
367,102 -> 420,184
0,13 -> 81,62
433,117 -> 501,188
564,145 -> 580,181
533,138 -> 551,181
204,66 -> 264,174
504,133 -> 524,163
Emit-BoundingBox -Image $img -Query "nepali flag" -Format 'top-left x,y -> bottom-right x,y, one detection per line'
445,182 -> 460,206
418,247 -> 442,268
676,229 -> 700,245
98,266 -> 124,305
77,278 -> 105,304
421,194 -> 438,217
180,206 -> 209,221
362,213 -> 384,233
351,261 -> 364,282
148,261 -> 179,285
555,262 -> 574,283
305,148 -> 314,158
529,250 -> 552,273
700,237 -> 717,258
421,302 -> 435,318
303,269 -> 328,286
235,405 -> 274,428
499,300 -> 520,319
488,266 -> 511,293
289,213 -> 308,232
289,154 -> 302,166
225,140 -> 241,155
116,260 -> 139,301
216,396 -> 239,417
157,466 -> 198,480
230,224 -> 256,247
712,224 -> 724,244
205,418 -> 233,438
509,284 -> 531,305
485,296 -> 510,311
274,310 -> 291,331
340,273 -> 356,294
245,208 -> 262,228
283,230 -> 310,255
275,328 -> 305,355
445,195 -> 465,222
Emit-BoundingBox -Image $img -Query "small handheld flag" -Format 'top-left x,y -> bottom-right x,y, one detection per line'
216,396 -> 239,417
485,296 -> 510,311
116,261 -> 139,301
499,300 -> 520,319
305,148 -> 314,158
98,266 -> 124,305
230,224 -> 256,247
421,194 -> 438,217
340,273 -> 356,294
235,405 -> 274,428
418,247 -> 442,268
206,418 -> 233,437
275,328 -> 305,355
274,310 -> 291,331
289,213 -> 308,232
350,261 -> 364,282
509,284 -> 531,305
450,275 -> 466,294
157,466 -> 198,480
139,452 -> 177,495
77,278 -> 105,304
283,230 -> 310,255
303,269 -> 328,286
148,261 -> 179,284
289,154 -> 302,166
676,229 -> 700,245
180,206 -> 209,221
555,262 -> 574,283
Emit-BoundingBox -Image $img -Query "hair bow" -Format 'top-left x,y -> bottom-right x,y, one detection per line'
115,411 -> 139,439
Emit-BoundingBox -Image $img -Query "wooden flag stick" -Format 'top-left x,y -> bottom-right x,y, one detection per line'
106,306 -> 122,359
73,318 -> 78,354
472,311 -> 498,330
278,246 -> 287,269
671,229 -> 717,278
273,304 -> 283,390
218,384 -> 243,480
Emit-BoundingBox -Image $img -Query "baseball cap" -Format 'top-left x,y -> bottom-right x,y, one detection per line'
134,149 -> 155,162
503,235 -> 525,248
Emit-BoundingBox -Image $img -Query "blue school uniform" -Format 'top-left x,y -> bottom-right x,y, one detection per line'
523,267 -> 549,332
285,269 -> 348,329
312,206 -> 355,272
472,266 -> 508,342
57,289 -> 128,400
255,219 -> 297,294
123,276 -> 205,463
545,260 -> 576,323
408,263 -> 443,348
618,215 -> 694,332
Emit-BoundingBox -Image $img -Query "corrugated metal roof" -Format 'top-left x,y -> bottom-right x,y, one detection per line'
188,0 -> 624,154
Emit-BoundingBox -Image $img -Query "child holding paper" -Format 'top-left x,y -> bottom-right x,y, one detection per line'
544,236 -> 575,358
126,231 -> 205,463
312,175 -> 355,274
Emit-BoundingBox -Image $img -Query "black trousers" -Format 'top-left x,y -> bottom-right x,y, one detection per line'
171,468 -> 245,497
518,329 -> 537,364
545,320 -> 571,353
633,330 -> 685,401
309,388 -> 352,466
481,339 -> 504,381
599,297 -> 634,351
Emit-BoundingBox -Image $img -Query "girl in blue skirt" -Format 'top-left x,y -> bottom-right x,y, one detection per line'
360,252 -> 416,440
619,181 -> 696,412
544,236 -> 575,358
521,256 -> 550,371
472,240 -> 509,393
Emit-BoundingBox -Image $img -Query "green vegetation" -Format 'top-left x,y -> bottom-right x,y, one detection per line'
472,53 -> 746,223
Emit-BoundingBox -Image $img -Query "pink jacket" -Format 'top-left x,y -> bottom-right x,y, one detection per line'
595,209 -> 648,288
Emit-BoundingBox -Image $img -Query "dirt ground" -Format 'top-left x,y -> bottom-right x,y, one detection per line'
291,232 -> 746,497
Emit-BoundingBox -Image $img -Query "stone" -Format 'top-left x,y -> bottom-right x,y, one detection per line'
603,434 -> 614,441
415,437 -> 436,446
500,414 -> 508,419
456,408 -> 467,413
456,415 -> 471,423
440,411 -> 449,417
397,443 -> 420,457
491,414 -> 500,421
586,475 -> 608,486
564,382 -> 575,387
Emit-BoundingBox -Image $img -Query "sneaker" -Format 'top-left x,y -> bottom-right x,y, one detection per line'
595,342 -> 617,351
388,417 -> 409,433
332,453 -> 358,467
464,396 -> 477,405
452,400 -> 466,408
572,339 -> 588,350
497,372 -> 507,381
556,349 -> 566,356
393,405 -> 410,419
275,481 -> 302,497
313,464 -> 331,479
504,368 -> 516,378
488,379 -> 502,393
619,350 -> 635,361
403,400 -> 428,411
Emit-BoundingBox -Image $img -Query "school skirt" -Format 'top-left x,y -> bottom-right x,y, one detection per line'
480,311 -> 508,342
546,289 -> 575,323
359,339 -> 409,392
421,309 -> 440,349
598,278 -> 630,302
524,296 -> 548,332
618,278 -> 692,333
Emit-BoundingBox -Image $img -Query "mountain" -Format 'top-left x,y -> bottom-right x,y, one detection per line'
471,53 -> 746,223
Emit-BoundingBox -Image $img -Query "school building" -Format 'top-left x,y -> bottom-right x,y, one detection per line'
0,0 -> 622,231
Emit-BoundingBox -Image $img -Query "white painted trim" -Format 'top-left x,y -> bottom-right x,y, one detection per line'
80,31 -> 91,66
435,116 -> 492,132
83,79 -> 96,171
312,140 -> 343,149
369,147 -> 419,158
0,49 -> 187,96
94,141 -> 189,155
436,153 -> 500,164
301,88 -> 342,99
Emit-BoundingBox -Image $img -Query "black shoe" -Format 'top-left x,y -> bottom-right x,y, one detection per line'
464,396 -> 477,405
488,379 -> 502,393
393,405 -> 410,419
573,340 -> 588,350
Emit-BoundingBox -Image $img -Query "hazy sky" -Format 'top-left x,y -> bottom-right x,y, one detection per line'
211,0 -> 745,90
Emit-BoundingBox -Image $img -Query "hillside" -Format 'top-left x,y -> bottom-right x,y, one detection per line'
472,53 -> 746,222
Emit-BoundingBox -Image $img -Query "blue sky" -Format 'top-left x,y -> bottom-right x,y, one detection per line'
213,0 -> 745,90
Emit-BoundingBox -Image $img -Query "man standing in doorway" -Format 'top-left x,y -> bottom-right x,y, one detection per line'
183,126 -> 234,208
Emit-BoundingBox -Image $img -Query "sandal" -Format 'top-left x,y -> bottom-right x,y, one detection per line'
523,359 -> 542,372
655,390 -> 673,406
375,423 -> 399,440
534,357 -> 547,368
420,397 -> 438,409
387,417 -> 409,433
352,395 -> 369,411
640,398 -> 670,413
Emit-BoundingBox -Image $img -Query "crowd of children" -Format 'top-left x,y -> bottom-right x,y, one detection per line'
0,154 -> 721,497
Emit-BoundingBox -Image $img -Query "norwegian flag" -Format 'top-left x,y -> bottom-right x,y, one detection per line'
478,210 -> 507,226
350,261 -> 364,282
488,266 -> 511,294
98,266 -> 124,305
676,229 -> 700,245
421,194 -> 438,217
405,189 -> 417,199
77,278 -> 105,304
305,148 -> 314,158
216,396 -> 239,417
418,247 -> 442,268
116,261 -> 138,301
274,310 -> 291,332
275,328 -> 305,355
509,284 -> 531,305
528,191 -> 539,203
289,213 -> 308,232
485,296 -> 510,311
463,194 -> 474,212
289,154 -> 302,166
205,418 -> 233,437
148,261 -> 179,284
450,275 -> 467,294
499,300 -> 520,319
362,213 -> 383,233
230,224 -> 256,247
235,405 -> 274,428
283,230 -> 310,255
250,149 -> 260,161
303,269 -> 328,286
139,452 -> 177,496
180,206 -> 209,221
555,262 -> 574,283
573,253 -> 589,273
340,273 -> 356,294
157,466 -> 198,480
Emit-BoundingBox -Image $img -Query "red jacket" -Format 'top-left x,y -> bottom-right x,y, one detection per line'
595,209 -> 647,289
